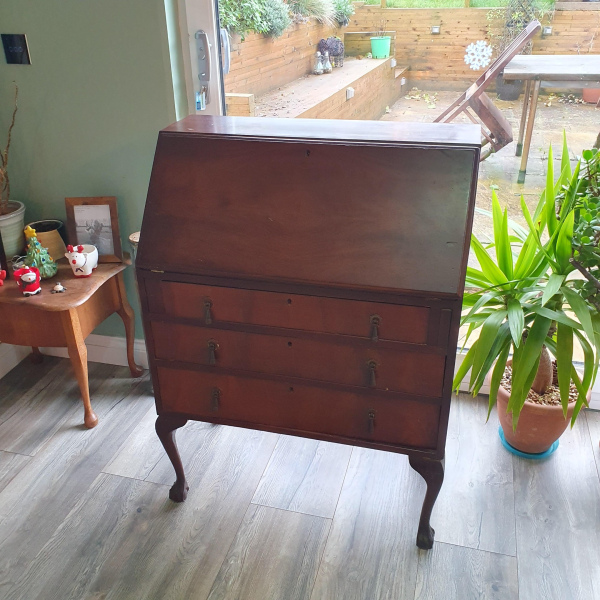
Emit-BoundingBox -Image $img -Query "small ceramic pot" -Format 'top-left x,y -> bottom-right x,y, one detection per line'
0,201 -> 26,258
65,244 -> 98,277
27,219 -> 67,261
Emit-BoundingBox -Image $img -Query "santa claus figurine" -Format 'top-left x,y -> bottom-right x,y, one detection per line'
14,266 -> 42,297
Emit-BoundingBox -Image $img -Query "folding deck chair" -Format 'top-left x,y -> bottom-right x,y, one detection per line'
434,20 -> 542,161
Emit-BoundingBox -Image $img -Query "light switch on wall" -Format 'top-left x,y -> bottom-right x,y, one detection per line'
2,34 -> 31,64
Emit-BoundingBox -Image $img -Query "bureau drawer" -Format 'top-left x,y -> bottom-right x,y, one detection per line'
151,322 -> 445,398
152,282 -> 430,345
156,367 -> 441,450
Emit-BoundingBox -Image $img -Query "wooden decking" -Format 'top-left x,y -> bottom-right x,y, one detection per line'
255,57 -> 407,120
0,356 -> 599,598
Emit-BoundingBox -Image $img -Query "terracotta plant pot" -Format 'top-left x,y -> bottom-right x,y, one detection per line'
493,359 -> 591,454
27,219 -> 67,262
496,384 -> 575,454
582,88 -> 600,105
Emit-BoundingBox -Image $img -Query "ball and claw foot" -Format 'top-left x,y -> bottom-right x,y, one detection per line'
169,479 -> 189,503
416,525 -> 435,550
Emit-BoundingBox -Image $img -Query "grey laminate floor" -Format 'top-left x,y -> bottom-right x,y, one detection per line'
1,356 -> 599,600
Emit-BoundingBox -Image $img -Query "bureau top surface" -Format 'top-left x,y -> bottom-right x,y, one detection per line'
139,116 -> 480,296
161,115 -> 482,147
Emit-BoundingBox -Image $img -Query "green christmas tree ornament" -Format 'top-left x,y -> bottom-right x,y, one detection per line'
23,225 -> 58,279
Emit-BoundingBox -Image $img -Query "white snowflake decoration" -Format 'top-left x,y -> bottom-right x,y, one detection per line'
464,40 -> 492,71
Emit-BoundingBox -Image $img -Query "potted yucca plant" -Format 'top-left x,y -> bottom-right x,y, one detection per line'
0,84 -> 26,258
454,136 -> 599,455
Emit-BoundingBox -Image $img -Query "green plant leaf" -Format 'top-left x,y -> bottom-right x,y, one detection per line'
569,368 -> 588,426
521,195 -> 558,271
574,329 -> 595,396
492,192 -> 513,279
462,291 -> 502,325
469,310 -> 507,389
545,144 -> 558,237
561,130 -> 571,181
487,341 -> 511,421
508,314 -> 551,418
470,235 -> 509,287
465,266 -> 491,288
555,210 -> 574,273
452,343 -> 477,392
471,322 -> 511,395
529,305 -> 581,330
562,286 -> 595,344
556,322 -> 573,417
507,298 -> 524,348
541,273 -> 565,306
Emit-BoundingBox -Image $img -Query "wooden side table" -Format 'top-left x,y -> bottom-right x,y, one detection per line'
0,261 -> 143,428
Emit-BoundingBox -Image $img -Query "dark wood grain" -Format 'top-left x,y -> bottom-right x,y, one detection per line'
154,281 -> 431,344
207,505 -> 330,600
0,261 -> 126,310
409,455 -> 444,549
160,114 -> 482,146
155,413 -> 188,502
156,366 -> 442,450
138,115 -> 480,545
139,133 -> 478,295
151,321 -> 445,397
251,436 -> 352,518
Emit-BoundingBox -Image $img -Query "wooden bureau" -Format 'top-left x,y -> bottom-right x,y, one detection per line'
137,115 -> 480,549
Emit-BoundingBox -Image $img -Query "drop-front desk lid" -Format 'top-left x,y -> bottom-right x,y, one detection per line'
138,116 -> 481,297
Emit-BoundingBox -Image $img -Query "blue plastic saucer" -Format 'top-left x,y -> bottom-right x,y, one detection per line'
498,426 -> 559,459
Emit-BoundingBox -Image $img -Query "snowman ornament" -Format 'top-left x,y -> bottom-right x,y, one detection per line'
13,266 -> 42,297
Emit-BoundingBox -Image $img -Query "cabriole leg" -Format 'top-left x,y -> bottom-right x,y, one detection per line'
409,455 -> 444,550
155,414 -> 189,502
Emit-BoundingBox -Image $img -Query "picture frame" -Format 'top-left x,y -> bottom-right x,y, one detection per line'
65,196 -> 122,263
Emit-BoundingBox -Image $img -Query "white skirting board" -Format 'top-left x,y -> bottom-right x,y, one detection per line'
0,343 -> 32,380
37,334 -> 150,369
0,335 -> 149,376
0,340 -> 598,410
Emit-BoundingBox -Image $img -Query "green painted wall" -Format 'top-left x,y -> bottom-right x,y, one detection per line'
0,0 -> 177,338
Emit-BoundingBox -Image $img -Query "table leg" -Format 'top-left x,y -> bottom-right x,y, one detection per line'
409,455 -> 444,549
516,80 -> 532,157
115,272 -> 144,378
518,80 -> 541,184
61,308 -> 98,429
156,414 -> 189,502
30,347 -> 44,364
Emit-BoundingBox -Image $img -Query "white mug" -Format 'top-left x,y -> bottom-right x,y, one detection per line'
65,244 -> 99,277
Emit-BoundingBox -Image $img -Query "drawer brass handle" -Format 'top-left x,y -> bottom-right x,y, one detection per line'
370,314 -> 381,342
367,360 -> 378,388
208,340 -> 219,365
204,299 -> 213,325
211,387 -> 221,411
368,409 -> 376,433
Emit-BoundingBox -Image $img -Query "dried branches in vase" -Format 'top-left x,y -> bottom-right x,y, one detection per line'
1,84 -> 18,216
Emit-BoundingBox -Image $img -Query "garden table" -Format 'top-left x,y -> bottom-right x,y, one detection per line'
503,55 -> 600,183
